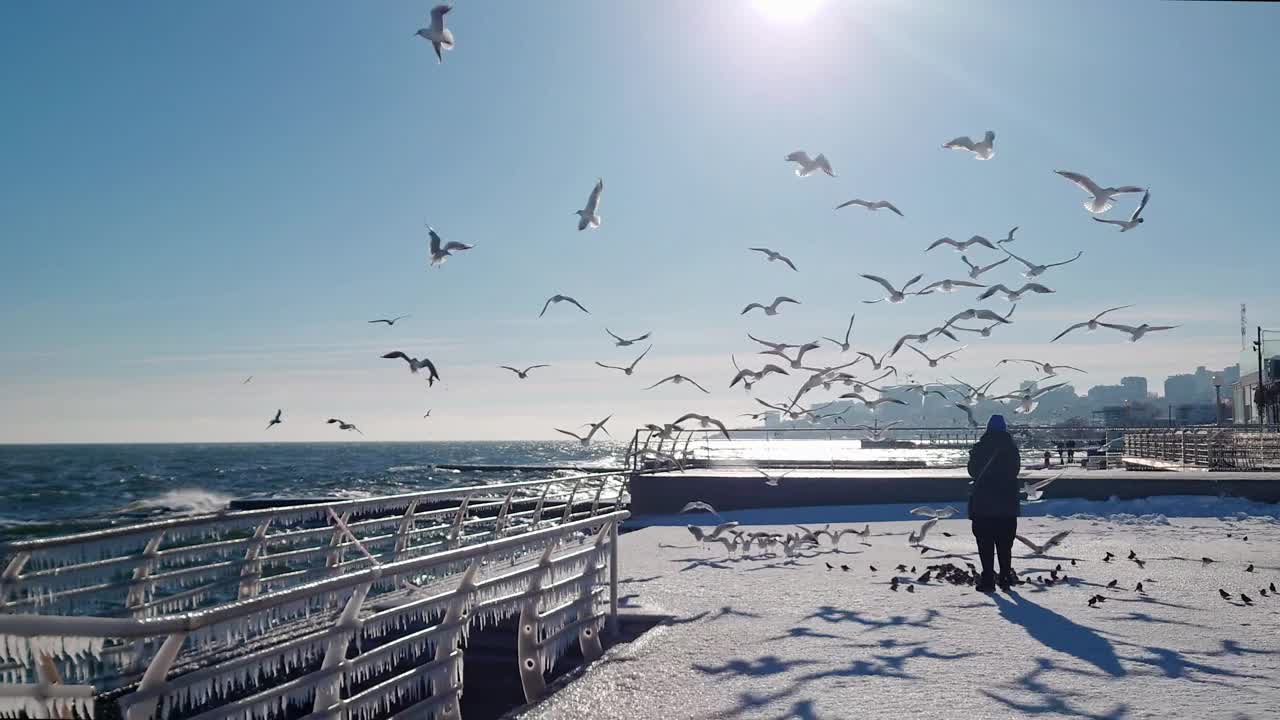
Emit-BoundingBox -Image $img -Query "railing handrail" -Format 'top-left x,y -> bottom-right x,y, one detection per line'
0,470 -> 624,553
0,509 -> 629,639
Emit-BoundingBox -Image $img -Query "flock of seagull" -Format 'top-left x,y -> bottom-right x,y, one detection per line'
256,5 -> 1176,447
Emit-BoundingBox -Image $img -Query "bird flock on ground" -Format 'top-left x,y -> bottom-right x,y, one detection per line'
254,5 -> 1177,447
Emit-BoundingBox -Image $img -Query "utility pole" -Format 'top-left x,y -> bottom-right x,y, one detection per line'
1258,326 -> 1266,426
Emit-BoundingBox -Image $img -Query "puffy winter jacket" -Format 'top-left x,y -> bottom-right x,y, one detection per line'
967,430 -> 1022,518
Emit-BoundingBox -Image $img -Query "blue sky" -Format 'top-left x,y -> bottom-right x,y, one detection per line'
2,0 -> 1278,443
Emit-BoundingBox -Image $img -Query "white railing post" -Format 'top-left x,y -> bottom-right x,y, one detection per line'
530,486 -> 550,528
237,518 -> 274,600
326,511 -> 352,577
313,581 -> 372,717
125,631 -> 188,720
517,544 -> 556,703
560,481 -> 581,524
391,499 -> 420,562
448,494 -> 473,549
608,520 -> 620,637
431,561 -> 478,719
493,490 -> 516,537
575,527 -> 606,664
0,551 -> 30,611
126,532 -> 166,613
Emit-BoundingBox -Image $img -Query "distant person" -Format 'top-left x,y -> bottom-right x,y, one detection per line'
1067,439 -> 1077,464
1042,449 -> 1052,469
1056,442 -> 1065,464
967,414 -> 1022,592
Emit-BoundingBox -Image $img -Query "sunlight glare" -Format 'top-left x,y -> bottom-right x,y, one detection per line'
752,0 -> 827,24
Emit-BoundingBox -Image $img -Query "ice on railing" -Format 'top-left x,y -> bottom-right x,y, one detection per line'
0,633 -> 106,670
158,634 -> 331,715
0,691 -> 94,719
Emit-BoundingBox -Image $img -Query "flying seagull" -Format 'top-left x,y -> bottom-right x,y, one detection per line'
605,328 -> 651,346
920,278 -> 985,294
730,356 -> 789,389
1093,189 -> 1150,231
1055,170 -> 1145,215
500,364 -> 549,379
368,315 -> 410,326
415,5 -> 455,63
855,350 -> 896,372
962,254 -> 1010,280
994,382 -> 1069,415
595,345 -> 651,376
742,296 -> 800,317
835,198 -> 903,216
784,151 -> 835,177
1023,471 -> 1066,502
326,418 -> 364,435
997,227 -> 1018,244
822,314 -> 856,352
555,414 -> 612,446
954,402 -> 978,427
646,374 -> 711,394
1014,531 -> 1071,556
942,130 -> 996,160
860,273 -> 925,304
1049,305 -> 1135,342
1098,322 -> 1179,342
944,307 -> 1016,328
575,178 -> 604,231
672,413 -> 731,440
266,409 -> 283,430
242,376 -> 253,384
423,409 -> 432,418
748,247 -> 798,271
759,341 -> 821,369
680,501 -> 723,519
907,344 -> 965,368
911,506 -> 959,519
839,392 -> 908,410
996,359 -> 1086,376
926,236 -> 996,253
427,226 -> 474,268
540,294 -> 590,317
1001,248 -> 1083,278
381,351 -> 441,386
977,283 -> 1055,302
890,327 -> 958,356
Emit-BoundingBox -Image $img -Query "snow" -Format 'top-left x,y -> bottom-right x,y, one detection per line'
515,498 -> 1280,720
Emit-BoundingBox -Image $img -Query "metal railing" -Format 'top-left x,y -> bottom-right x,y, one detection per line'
0,472 -> 629,719
1122,426 -> 1280,470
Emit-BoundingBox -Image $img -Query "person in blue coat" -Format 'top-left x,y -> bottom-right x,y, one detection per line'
967,414 -> 1022,591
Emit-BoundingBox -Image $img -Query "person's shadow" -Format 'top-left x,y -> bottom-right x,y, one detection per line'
990,591 -> 1125,677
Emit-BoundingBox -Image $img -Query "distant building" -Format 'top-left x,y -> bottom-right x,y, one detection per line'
1174,403 -> 1218,425
1121,376 -> 1148,402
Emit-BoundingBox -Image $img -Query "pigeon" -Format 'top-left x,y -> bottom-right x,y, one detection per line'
415,5 -> 455,63
825,562 -> 834,571
575,178 -> 604,231
1219,588 -> 1231,600
840,564 -> 850,572
869,565 -> 878,572
1241,594 -> 1254,606
1246,564 -> 1255,573
906,585 -> 916,593
784,151 -> 835,177
1055,170 -> 1144,215
1136,582 -> 1145,593
540,294 -> 590,317
1103,552 -> 1115,562
942,130 -> 996,160
1106,579 -> 1118,589
1093,189 -> 1150,231
836,198 -> 902,216
266,409 -> 283,430
381,352 -> 441,385
1203,557 -> 1215,564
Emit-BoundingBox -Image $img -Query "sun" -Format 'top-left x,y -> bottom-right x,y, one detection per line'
752,0 -> 826,24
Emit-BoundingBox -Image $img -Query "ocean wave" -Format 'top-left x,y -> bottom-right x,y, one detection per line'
114,489 -> 234,516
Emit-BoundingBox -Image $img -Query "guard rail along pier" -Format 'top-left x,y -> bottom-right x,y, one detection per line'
0,471 -> 629,720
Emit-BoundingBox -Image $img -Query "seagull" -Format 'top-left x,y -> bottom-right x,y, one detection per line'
748,247 -> 798,271
961,255 -> 1010,280
996,227 -> 1019,245
1093,189 -> 1150,232
949,319 -> 1006,339
784,151 -> 835,177
1014,531 -> 1071,555
839,392 -> 908,410
729,356 -> 789,389
554,414 -> 612,446
909,518 -> 938,546
500,364 -> 549,379
326,418 -> 364,435
266,409 -> 283,430
1049,306 -> 1135,342
1098,322 -> 1180,342
944,307 -> 1016,328
920,278 -> 985,294
977,283 -> 1055,302
950,376 -> 1001,405
927,236 -> 996,253
906,345 -> 965,368
994,382 -> 1069,415
890,327 -> 958,356
646,374 -> 711,394
996,359 -> 1086,376
596,346 -> 651,376
835,198 -> 902,216
1055,171 -> 1145,214
1022,470 -> 1066,501
540,294 -> 590,317
415,5 -> 455,64
942,131 -> 996,160
855,350 -> 896,372
572,178 -> 606,232
606,329 -> 651,346
954,402 -> 979,427
672,413 -> 731,440
755,398 -> 809,421
760,341 -> 821,370
860,274 -> 925,304
242,376 -> 253,384
1002,248 -> 1083,278
427,226 -> 474,267
911,506 -> 958,519
680,501 -> 722,519
423,409 -> 432,418
822,314 -> 856,352
381,352 -> 441,385
368,315 -> 410,326
742,296 -> 800,317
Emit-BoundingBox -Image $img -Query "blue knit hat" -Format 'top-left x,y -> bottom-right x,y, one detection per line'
987,414 -> 1007,432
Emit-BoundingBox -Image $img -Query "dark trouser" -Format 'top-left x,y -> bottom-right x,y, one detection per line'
971,517 -> 1018,577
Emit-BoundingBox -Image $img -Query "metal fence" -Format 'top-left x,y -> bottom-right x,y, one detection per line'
0,472 -> 629,719
1121,426 -> 1280,470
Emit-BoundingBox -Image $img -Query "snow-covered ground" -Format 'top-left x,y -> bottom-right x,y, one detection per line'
515,497 -> 1280,720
